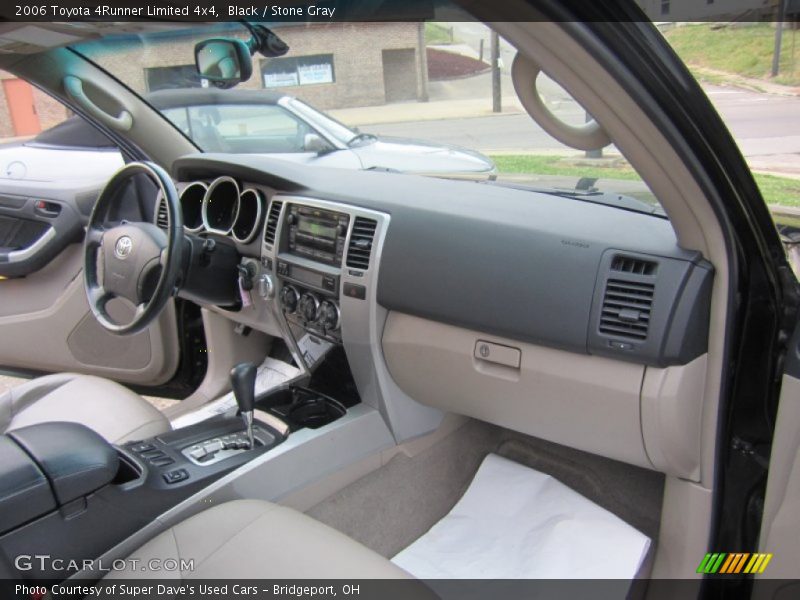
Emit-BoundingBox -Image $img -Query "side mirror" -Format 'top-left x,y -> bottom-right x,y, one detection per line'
195,39 -> 253,88
304,133 -> 331,154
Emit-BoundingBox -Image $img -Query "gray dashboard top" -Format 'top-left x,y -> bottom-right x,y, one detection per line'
174,154 -> 710,363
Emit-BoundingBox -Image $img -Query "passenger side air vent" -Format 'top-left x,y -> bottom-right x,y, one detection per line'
264,200 -> 283,245
598,279 -> 654,340
155,198 -> 169,229
610,255 -> 657,276
346,217 -> 377,270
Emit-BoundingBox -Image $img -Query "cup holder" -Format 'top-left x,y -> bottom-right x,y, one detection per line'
257,386 -> 346,431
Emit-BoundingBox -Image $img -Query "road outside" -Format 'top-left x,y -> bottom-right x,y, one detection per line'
345,23 -> 800,181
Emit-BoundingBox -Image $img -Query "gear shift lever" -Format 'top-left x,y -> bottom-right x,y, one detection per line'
230,362 -> 257,449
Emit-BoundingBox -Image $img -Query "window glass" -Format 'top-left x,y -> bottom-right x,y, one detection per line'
0,80 -> 122,182
162,104 -> 309,153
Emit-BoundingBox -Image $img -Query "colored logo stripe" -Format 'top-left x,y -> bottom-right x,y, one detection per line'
698,553 -> 773,574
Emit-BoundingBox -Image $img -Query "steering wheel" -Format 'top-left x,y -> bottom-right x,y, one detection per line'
83,161 -> 184,335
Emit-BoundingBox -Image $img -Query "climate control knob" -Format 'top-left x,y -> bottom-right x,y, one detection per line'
279,285 -> 299,313
298,292 -> 320,322
318,300 -> 341,331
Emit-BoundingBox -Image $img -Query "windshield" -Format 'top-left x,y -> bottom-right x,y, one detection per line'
62,22 -> 663,213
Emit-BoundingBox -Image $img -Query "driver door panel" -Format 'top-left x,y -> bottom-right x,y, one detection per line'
0,170 -> 180,386
0,241 -> 180,385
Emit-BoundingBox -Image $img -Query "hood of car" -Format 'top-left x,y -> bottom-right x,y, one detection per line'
349,136 -> 496,177
0,144 -> 124,183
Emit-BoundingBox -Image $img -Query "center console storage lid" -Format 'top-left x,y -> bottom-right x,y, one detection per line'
0,436 -> 55,534
8,422 -> 119,505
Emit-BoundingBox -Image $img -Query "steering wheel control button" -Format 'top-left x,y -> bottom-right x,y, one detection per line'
163,469 -> 189,485
474,340 -> 521,369
343,282 -> 366,300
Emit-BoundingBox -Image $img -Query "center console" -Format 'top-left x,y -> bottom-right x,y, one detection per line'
273,203 -> 352,345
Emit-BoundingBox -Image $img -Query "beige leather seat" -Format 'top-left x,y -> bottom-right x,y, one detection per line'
104,499 -> 411,580
1,373 -> 170,444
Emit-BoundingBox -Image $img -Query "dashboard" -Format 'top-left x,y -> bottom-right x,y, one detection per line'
159,153 -> 715,475
166,154 -> 712,370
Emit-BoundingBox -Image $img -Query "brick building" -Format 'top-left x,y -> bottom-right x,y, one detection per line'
0,22 -> 428,140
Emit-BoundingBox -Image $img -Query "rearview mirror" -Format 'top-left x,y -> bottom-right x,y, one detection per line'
304,133 -> 331,154
195,39 -> 253,88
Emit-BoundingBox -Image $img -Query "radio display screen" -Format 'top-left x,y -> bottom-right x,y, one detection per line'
298,219 -> 336,240
291,266 -> 324,289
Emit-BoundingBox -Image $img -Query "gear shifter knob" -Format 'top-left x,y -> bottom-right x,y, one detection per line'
230,362 -> 257,448
230,362 -> 256,413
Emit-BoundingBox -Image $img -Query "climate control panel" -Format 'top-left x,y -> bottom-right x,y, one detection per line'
279,281 -> 341,343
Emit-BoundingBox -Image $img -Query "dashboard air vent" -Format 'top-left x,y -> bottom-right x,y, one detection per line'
155,198 -> 169,229
264,200 -> 283,245
610,255 -> 657,276
599,279 -> 654,341
346,217 -> 378,270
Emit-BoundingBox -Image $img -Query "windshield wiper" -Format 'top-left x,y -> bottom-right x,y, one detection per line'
484,180 -> 667,218
347,132 -> 376,147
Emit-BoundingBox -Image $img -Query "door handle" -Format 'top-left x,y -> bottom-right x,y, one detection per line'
0,227 -> 56,263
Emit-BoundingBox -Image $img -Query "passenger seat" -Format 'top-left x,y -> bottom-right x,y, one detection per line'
104,499 -> 411,579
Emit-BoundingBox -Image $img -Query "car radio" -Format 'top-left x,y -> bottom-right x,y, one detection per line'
287,204 -> 349,267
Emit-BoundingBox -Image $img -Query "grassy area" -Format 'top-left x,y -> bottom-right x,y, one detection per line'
664,23 -> 800,86
425,22 -> 454,45
490,154 -> 800,207
491,154 -> 641,181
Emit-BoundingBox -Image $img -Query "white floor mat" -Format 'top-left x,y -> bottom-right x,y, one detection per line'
170,357 -> 301,429
392,454 -> 651,579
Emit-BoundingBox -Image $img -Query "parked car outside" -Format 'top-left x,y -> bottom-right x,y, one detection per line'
0,88 -> 497,184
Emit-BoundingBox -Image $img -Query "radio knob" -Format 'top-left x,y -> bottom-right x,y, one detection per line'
287,213 -> 297,225
337,223 -> 347,237
280,285 -> 299,313
299,293 -> 320,322
318,300 -> 341,331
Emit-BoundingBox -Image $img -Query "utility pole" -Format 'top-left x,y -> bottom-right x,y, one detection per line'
585,112 -> 602,159
491,31 -> 501,113
417,22 -> 429,102
772,0 -> 786,77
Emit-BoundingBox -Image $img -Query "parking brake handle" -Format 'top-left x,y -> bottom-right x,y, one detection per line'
230,362 -> 257,449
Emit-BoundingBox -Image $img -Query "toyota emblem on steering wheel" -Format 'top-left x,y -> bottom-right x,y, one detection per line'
114,235 -> 133,259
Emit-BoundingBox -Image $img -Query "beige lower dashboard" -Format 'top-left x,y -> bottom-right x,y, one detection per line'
382,311 -> 707,475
